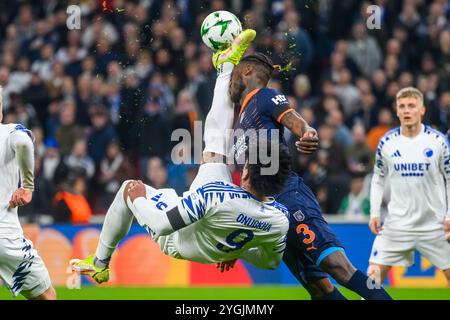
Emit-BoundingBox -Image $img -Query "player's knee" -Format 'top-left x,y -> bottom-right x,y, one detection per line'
34,286 -> 56,300
121,180 -> 134,203
43,286 -> 57,300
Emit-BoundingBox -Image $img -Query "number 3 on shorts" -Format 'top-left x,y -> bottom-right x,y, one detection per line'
296,223 -> 316,244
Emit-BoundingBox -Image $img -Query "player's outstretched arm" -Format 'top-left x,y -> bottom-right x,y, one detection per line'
279,110 -> 319,154
216,259 -> 237,272
9,130 -> 34,208
126,181 -> 211,238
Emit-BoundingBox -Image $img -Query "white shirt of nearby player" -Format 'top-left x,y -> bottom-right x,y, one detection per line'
370,94 -> 450,237
0,124 -> 35,238
0,87 -> 35,239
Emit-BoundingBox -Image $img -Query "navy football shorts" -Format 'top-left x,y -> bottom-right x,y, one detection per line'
275,174 -> 345,285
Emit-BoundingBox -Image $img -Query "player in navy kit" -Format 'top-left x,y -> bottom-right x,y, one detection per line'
228,52 -> 392,300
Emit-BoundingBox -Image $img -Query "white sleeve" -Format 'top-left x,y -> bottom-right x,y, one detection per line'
10,130 -> 35,191
439,138 -> 450,220
240,235 -> 287,270
370,141 -> 387,219
131,187 -> 210,238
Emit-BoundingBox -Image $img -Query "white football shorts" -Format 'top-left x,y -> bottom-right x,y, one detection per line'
369,232 -> 450,270
188,163 -> 232,191
0,237 -> 52,298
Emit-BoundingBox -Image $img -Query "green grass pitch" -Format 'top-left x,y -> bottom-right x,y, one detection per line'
1,286 -> 449,300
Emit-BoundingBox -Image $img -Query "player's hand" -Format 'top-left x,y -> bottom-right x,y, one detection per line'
216,259 -> 237,273
127,180 -> 146,203
9,188 -> 32,208
444,220 -> 450,240
369,217 -> 383,235
295,127 -> 319,154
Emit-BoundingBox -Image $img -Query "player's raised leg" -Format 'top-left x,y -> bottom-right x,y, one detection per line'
190,29 -> 256,190
70,179 -> 177,282
69,180 -> 137,283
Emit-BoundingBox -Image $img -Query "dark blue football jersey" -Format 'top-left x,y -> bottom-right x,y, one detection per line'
232,87 -> 293,167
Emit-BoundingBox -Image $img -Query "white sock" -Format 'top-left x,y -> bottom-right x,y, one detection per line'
95,182 -> 134,262
203,62 -> 235,158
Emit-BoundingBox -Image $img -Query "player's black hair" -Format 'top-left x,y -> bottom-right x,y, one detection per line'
241,52 -> 275,85
245,138 -> 291,197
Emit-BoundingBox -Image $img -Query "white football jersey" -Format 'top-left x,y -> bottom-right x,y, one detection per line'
372,125 -> 450,234
0,123 -> 33,238
145,181 -> 289,265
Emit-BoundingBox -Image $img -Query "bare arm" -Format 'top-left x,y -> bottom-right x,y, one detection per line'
369,141 -> 387,235
279,110 -> 319,154
279,109 -> 309,137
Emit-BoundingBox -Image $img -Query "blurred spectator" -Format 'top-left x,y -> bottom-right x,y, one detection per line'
172,89 -> 200,134
144,157 -> 169,189
9,92 -> 39,128
64,138 -> 96,179
9,56 -> 32,92
279,10 -> 314,73
366,108 -> 394,151
335,68 -> 361,117
87,105 -> 118,165
338,173 -> 370,220
292,74 -> 317,109
311,123 -> 349,213
346,123 -> 374,175
437,91 -> 450,133
168,141 -> 197,195
42,138 -> 60,184
52,173 -> 92,224
137,96 -> 171,171
19,153 -> 54,220
55,100 -> 84,155
326,108 -> 353,150
31,43 -> 54,81
98,140 -> 135,207
347,22 -> 382,77
32,126 -> 45,158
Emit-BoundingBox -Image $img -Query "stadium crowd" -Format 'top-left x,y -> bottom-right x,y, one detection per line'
0,0 -> 449,223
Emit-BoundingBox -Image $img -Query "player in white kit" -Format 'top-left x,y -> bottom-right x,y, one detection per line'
368,87 -> 450,286
71,30 -> 291,283
0,87 -> 56,299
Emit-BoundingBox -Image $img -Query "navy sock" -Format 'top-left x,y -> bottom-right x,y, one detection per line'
345,270 -> 392,300
311,287 -> 347,300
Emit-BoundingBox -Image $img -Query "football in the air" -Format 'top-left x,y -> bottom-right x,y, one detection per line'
200,11 -> 242,51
